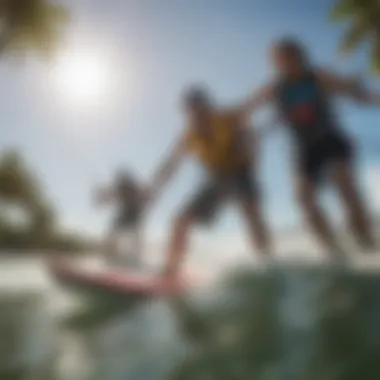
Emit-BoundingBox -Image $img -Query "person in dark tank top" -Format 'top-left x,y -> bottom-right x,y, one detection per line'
94,168 -> 146,268
241,37 -> 380,258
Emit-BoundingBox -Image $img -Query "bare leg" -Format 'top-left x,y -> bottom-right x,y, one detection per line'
239,198 -> 272,258
164,212 -> 195,278
104,230 -> 119,265
295,175 -> 342,256
329,161 -> 376,251
130,226 -> 143,269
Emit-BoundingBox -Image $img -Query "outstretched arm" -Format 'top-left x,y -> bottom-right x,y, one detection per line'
93,186 -> 116,207
239,83 -> 276,121
149,135 -> 188,203
317,69 -> 380,105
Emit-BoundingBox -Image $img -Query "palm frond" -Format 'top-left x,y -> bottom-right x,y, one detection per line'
338,18 -> 371,56
0,0 -> 69,58
370,38 -> 380,75
331,0 -> 376,22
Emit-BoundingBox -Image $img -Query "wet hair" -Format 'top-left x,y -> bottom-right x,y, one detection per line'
183,85 -> 211,108
273,37 -> 309,69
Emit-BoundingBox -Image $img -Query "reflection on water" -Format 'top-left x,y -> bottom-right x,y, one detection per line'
2,257 -> 380,380
0,292 -> 56,379
0,256 -> 190,380
81,300 -> 187,380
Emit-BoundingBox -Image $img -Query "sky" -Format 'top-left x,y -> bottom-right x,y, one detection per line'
1,0 -> 380,257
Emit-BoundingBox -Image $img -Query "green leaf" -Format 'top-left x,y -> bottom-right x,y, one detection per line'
370,38 -> 380,75
0,0 -> 69,59
339,18 -> 371,56
331,0 -> 357,21
331,0 -> 376,22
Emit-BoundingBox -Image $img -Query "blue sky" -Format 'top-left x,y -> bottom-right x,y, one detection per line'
1,0 -> 380,250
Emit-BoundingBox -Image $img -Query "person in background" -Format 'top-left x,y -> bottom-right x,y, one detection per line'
243,37 -> 379,258
94,168 -> 146,268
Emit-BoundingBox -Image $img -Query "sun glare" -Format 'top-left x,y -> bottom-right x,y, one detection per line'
52,53 -> 108,105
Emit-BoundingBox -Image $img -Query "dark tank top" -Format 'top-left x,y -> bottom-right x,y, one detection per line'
276,71 -> 340,148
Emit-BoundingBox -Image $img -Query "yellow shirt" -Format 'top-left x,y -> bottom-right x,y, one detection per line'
186,111 -> 250,173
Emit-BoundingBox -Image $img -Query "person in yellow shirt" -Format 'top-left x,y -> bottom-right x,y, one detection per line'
148,86 -> 272,280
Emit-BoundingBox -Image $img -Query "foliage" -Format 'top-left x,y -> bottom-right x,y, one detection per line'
331,0 -> 380,74
0,148 -> 91,251
170,265 -> 380,380
0,0 -> 69,59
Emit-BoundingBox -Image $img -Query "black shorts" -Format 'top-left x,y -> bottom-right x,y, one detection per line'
298,132 -> 353,183
181,166 -> 258,224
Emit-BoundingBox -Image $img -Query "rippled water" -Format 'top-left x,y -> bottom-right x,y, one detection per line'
2,254 -> 380,380
0,256 -> 191,380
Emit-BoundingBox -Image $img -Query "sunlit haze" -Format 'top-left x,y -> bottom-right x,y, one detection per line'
51,51 -> 109,106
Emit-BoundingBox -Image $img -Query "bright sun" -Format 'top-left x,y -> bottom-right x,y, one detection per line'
52,53 -> 108,105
